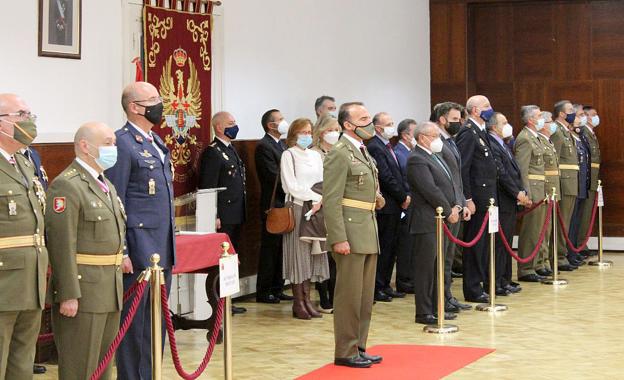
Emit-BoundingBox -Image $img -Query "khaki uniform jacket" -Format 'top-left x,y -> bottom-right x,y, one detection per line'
551,121 -> 579,196
582,125 -> 601,191
0,154 -> 48,311
323,136 -> 379,254
514,127 -> 546,203
45,161 -> 126,313
537,134 -> 561,201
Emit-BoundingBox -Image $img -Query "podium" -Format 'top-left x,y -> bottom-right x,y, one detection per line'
171,188 -> 226,320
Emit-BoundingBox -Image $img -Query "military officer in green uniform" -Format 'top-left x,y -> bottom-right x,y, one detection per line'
324,102 -> 383,369
551,100 -> 580,270
537,111 -> 561,276
45,122 -> 126,380
514,105 -> 549,282
0,93 -> 48,380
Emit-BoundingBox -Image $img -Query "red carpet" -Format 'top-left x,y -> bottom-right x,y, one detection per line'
296,344 -> 494,380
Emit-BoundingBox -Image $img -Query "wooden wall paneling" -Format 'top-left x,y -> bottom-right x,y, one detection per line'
430,2 -> 467,83
551,2 -> 592,81
431,83 -> 467,108
546,80 -> 594,110
473,82 -> 516,125
32,143 -> 74,182
511,2 -> 554,80
591,0 -> 624,78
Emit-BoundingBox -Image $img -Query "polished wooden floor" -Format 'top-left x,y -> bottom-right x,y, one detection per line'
39,253 -> 624,379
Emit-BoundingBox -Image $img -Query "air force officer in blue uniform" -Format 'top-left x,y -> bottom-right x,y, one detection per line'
106,81 -> 176,380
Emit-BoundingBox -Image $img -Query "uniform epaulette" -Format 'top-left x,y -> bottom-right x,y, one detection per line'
118,127 -> 131,136
63,168 -> 79,178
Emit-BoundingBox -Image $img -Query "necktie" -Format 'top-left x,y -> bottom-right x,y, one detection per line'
386,143 -> 398,165
146,133 -> 154,143
432,153 -> 451,179
8,156 -> 16,165
97,175 -> 110,194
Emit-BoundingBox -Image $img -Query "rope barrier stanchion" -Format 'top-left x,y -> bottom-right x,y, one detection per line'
424,207 -> 458,334
542,188 -> 568,286
589,180 -> 613,267
149,254 -> 165,380
476,199 -> 507,312
220,242 -> 235,379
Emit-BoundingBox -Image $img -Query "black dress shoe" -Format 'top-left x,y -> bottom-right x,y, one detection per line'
451,270 -> 463,278
358,348 -> 382,364
442,312 -> 457,320
256,294 -> 280,304
536,268 -> 552,276
504,284 -> 522,293
465,293 -> 489,303
374,290 -> 392,302
275,292 -> 294,301
445,302 -> 460,313
232,305 -> 247,314
384,287 -> 406,298
33,365 -> 46,374
448,297 -> 472,310
335,356 -> 372,368
396,285 -> 415,294
559,264 -> 577,271
415,314 -> 438,325
495,287 -> 511,296
519,274 -> 542,282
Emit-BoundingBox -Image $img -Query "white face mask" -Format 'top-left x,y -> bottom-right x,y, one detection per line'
591,115 -> 599,127
535,118 -> 545,131
579,115 -> 588,126
502,123 -> 513,138
323,131 -> 340,145
410,137 -> 417,148
328,110 -> 338,119
429,137 -> 443,153
381,126 -> 397,140
277,120 -> 289,135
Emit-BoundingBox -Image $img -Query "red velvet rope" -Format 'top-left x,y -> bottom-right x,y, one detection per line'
556,196 -> 599,253
498,201 -> 553,263
37,333 -> 54,343
443,212 -> 489,248
516,198 -> 545,218
89,280 -> 148,380
162,284 -> 225,380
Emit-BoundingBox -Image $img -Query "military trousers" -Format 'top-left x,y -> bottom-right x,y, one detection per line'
52,307 -> 120,380
577,190 -> 597,254
332,252 -> 377,359
0,309 -> 41,380
556,195 -> 576,265
517,202 -> 548,277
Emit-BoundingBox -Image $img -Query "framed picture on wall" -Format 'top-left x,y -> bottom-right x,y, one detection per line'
38,0 -> 82,59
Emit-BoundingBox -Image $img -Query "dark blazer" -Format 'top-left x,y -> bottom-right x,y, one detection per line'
198,138 -> 246,225
440,136 -> 466,208
407,146 -> 456,234
393,141 -> 411,193
487,134 -> 523,214
255,133 -> 285,215
367,135 -> 407,214
455,119 -> 498,208
105,122 -> 176,269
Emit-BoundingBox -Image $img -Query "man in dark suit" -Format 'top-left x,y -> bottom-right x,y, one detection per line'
394,119 -> 416,294
433,102 -> 473,313
106,82 -> 176,380
407,121 -> 460,324
486,112 -> 529,295
199,111 -> 247,314
455,95 -> 498,303
367,112 -> 409,302
254,109 -> 293,303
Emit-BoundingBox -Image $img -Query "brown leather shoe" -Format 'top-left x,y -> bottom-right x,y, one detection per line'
292,283 -> 311,320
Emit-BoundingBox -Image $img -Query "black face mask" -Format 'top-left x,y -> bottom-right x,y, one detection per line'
447,121 -> 462,136
140,102 -> 164,125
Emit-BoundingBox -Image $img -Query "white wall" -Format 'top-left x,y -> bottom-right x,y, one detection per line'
221,0 -> 431,140
0,1 -> 124,143
0,0 -> 430,143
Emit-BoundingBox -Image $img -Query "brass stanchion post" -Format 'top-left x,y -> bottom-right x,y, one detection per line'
589,180 -> 612,267
543,188 -> 568,285
477,199 -> 507,312
150,254 -> 163,380
221,242 -> 233,380
424,207 -> 458,334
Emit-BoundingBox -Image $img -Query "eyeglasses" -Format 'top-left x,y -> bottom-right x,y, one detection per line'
0,111 -> 37,122
132,97 -> 163,105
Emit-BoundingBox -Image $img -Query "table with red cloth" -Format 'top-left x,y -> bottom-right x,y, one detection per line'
173,232 -> 235,274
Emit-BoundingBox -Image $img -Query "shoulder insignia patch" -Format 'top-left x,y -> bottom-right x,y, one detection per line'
53,197 -> 66,213
135,135 -> 144,143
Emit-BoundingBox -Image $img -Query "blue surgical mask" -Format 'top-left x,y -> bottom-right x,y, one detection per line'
224,125 -> 240,139
591,115 -> 600,127
480,108 -> 495,122
549,123 -> 558,134
565,112 -> 576,124
536,118 -> 545,131
89,145 -> 118,170
296,134 -> 312,149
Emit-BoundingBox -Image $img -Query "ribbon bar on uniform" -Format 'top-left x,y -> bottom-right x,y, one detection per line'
0,234 -> 45,250
76,253 -> 124,266
544,170 -> 559,176
341,198 -> 376,211
559,164 -> 580,171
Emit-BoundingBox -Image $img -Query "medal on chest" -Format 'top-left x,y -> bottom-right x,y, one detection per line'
149,178 -> 156,195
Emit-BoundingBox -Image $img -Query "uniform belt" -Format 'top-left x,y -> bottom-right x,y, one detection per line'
0,234 -> 45,250
76,253 -> 123,266
544,170 -> 559,176
559,164 -> 579,171
591,163 -> 600,169
527,174 -> 545,181
341,198 -> 376,211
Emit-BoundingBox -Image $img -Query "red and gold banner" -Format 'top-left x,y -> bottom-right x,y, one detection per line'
144,5 -> 212,196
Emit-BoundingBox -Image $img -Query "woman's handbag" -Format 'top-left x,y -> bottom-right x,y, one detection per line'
265,152 -> 296,234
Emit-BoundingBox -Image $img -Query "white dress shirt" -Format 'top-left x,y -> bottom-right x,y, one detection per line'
280,147 -> 323,206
